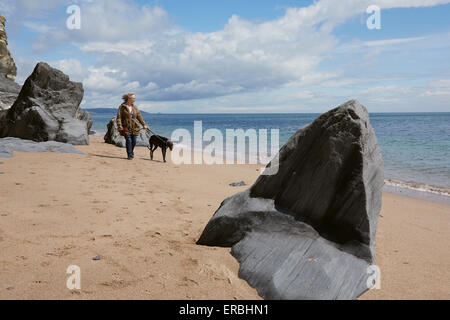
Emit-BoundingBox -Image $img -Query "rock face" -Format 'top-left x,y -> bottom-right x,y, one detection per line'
197,100 -> 384,300
0,15 -> 17,80
104,117 -> 150,148
0,137 -> 83,158
0,75 -> 20,110
0,62 -> 92,145
0,14 -> 20,110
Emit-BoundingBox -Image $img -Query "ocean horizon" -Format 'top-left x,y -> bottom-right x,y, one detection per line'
88,109 -> 450,197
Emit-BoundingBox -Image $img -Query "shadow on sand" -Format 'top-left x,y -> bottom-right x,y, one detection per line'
90,154 -> 128,160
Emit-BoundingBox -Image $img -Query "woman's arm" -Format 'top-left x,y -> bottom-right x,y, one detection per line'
116,106 -> 123,129
136,109 -> 148,129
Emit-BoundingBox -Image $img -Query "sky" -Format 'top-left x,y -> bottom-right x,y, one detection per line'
1,0 -> 450,113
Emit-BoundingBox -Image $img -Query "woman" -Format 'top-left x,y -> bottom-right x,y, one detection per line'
116,92 -> 149,160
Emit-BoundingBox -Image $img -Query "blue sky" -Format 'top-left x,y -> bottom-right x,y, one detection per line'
1,0 -> 450,113
145,0 -> 315,32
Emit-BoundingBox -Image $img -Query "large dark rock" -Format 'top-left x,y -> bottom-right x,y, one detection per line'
197,100 -> 384,300
104,117 -> 150,148
0,62 -> 92,145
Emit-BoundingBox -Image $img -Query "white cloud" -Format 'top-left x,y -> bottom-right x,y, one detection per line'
283,72 -> 339,87
22,21 -> 52,34
5,0 -> 450,111
60,0 -> 341,101
421,79 -> 450,96
83,66 -> 123,91
429,79 -> 450,87
360,85 -> 412,95
49,58 -> 86,81
70,2 -> 171,42
69,0 -> 450,104
79,40 -> 157,55
364,37 -> 427,47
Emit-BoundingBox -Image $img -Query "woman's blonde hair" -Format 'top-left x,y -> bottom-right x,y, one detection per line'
122,92 -> 135,103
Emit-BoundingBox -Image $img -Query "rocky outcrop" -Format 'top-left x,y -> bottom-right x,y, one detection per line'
104,117 -> 150,148
0,14 -> 20,110
0,15 -> 17,80
0,62 -> 92,145
0,76 -> 20,110
0,137 -> 83,158
197,100 -> 384,300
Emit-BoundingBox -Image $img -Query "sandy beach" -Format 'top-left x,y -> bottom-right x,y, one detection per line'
0,136 -> 449,300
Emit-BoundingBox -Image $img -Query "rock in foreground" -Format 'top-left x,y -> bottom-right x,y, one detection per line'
0,62 -> 92,145
197,100 -> 384,300
0,137 -> 83,158
104,117 -> 150,148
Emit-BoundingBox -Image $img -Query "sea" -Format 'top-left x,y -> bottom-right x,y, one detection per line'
88,110 -> 450,203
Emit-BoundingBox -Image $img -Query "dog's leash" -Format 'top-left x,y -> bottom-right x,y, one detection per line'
143,128 -> 168,145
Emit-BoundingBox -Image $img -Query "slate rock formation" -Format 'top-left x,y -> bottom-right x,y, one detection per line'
0,14 -> 21,110
0,137 -> 83,158
0,14 -> 17,80
104,117 -> 150,148
197,100 -> 384,300
0,75 -> 20,110
0,62 -> 92,145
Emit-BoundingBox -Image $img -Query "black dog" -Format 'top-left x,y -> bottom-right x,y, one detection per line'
148,135 -> 174,162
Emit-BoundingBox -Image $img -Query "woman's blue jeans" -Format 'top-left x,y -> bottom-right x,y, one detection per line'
125,135 -> 138,158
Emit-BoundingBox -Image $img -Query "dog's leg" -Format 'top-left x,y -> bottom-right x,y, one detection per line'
149,143 -> 154,160
162,147 -> 167,163
151,146 -> 158,161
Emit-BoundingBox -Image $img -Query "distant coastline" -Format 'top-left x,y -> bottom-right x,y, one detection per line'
85,108 -> 450,115
86,108 -> 153,116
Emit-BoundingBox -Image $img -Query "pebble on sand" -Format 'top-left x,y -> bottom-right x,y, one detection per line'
229,181 -> 246,187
